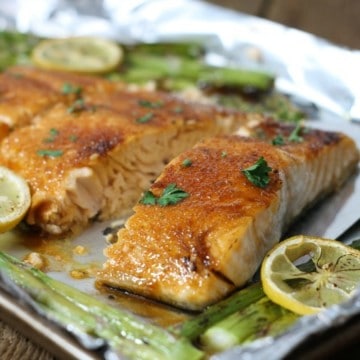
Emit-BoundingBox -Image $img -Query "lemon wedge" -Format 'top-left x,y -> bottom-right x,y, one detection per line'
0,166 -> 31,233
31,37 -> 123,74
261,235 -> 360,315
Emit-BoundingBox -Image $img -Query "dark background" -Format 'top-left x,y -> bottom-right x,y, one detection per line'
207,0 -> 360,49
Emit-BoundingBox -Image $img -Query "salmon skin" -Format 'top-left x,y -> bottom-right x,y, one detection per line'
0,67 -> 248,234
98,120 -> 359,310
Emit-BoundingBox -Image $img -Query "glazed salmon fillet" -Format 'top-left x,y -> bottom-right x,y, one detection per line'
98,120 -> 359,310
0,71 -> 62,136
0,66 -> 122,138
0,88 -> 248,234
6,66 -> 121,95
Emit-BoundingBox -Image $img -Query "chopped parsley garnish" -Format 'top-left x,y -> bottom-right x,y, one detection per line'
68,134 -> 78,142
136,112 -> 154,123
43,128 -> 59,143
139,191 -> 157,206
272,135 -> 285,146
61,83 -> 82,96
288,122 -> 303,142
138,99 -> 163,108
36,149 -> 63,157
67,98 -> 86,114
139,183 -> 189,206
157,184 -> 189,206
242,156 -> 272,188
221,151 -> 228,158
182,158 -> 192,167
173,106 -> 184,113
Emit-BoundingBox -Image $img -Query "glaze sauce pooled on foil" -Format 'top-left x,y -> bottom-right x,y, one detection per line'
0,227 -> 191,328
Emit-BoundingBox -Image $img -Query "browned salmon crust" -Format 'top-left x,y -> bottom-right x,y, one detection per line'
98,120 -> 359,310
0,75 -> 249,234
6,66 -> 122,95
0,71 -> 62,135
0,66 -> 123,138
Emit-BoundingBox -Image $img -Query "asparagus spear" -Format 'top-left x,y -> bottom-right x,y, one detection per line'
200,297 -> 298,353
126,42 -> 205,59
176,239 -> 360,348
0,252 -> 203,360
172,282 -> 264,340
0,31 -> 41,70
120,52 -> 274,92
199,66 -> 274,91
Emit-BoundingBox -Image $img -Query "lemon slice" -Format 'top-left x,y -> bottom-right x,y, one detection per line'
31,37 -> 123,74
261,235 -> 360,315
0,166 -> 31,233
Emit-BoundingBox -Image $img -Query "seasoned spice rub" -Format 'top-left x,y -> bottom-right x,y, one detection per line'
98,120 -> 359,310
0,66 -> 122,138
0,70 -> 62,137
0,76 -> 248,234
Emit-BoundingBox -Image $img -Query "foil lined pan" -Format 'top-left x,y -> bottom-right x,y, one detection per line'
0,0 -> 360,359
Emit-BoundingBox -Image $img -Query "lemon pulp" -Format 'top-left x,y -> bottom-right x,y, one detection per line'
31,37 -> 123,74
261,235 -> 360,315
0,166 -> 31,233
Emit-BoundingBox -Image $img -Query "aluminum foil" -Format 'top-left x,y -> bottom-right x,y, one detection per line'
0,0 -> 360,359
1,0 -> 360,122
214,288 -> 360,360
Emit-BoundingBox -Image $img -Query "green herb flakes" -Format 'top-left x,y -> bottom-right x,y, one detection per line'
36,149 -> 63,158
242,157 -> 272,188
136,112 -> 154,123
139,183 -> 189,206
139,191 -> 157,206
67,98 -> 86,114
173,106 -> 184,113
68,134 -> 78,142
138,99 -> 163,108
221,151 -> 228,158
43,128 -> 59,143
272,135 -> 285,146
61,83 -> 82,96
182,158 -> 192,167
288,123 -> 303,143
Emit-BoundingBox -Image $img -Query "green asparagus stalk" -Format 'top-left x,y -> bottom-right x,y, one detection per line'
199,66 -> 274,91
0,31 -> 41,70
172,282 -> 265,340
176,239 -> 360,348
126,42 -> 205,59
120,52 -> 274,92
254,309 -> 299,339
0,252 -> 203,360
200,297 -> 297,353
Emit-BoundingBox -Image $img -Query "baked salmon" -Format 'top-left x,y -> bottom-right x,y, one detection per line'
0,87 -> 248,234
0,66 -> 122,138
0,71 -> 62,136
6,66 -> 121,95
98,120 -> 359,310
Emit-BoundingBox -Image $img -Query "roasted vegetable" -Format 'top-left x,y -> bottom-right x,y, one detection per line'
0,252 -> 203,360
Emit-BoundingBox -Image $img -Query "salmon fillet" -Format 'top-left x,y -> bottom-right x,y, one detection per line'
0,66 -> 122,138
0,89 -> 248,234
6,66 -> 121,95
98,120 -> 359,310
0,71 -> 62,135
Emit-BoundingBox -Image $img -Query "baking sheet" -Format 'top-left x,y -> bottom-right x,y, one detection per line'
0,0 -> 360,359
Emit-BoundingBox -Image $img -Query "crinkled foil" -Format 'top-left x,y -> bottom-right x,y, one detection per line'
214,288 -> 360,360
1,0 -> 360,121
0,1 -> 360,359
